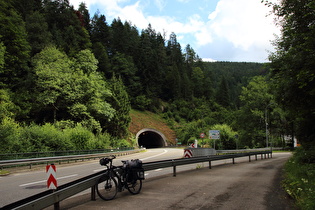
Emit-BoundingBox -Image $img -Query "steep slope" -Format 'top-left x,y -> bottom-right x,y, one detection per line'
129,110 -> 177,145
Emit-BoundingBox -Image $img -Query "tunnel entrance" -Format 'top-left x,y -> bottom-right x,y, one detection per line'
136,128 -> 167,148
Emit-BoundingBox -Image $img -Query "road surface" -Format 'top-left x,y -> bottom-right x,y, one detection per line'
47,152 -> 295,210
1,150 -> 296,209
0,148 -> 182,207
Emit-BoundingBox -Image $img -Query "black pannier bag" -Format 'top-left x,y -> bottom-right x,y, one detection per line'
99,158 -> 109,166
125,159 -> 145,181
125,159 -> 142,169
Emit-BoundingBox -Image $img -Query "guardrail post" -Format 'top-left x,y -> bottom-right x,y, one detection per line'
91,185 -> 96,201
54,202 -> 60,210
255,154 -> 258,161
249,155 -> 251,162
172,160 -> 176,177
209,160 -> 212,169
270,151 -> 272,158
232,157 -> 235,164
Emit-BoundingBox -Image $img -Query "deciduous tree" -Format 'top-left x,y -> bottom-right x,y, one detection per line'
266,0 -> 315,146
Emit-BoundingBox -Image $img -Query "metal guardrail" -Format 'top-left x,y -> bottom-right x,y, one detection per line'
0,149 -> 141,169
216,147 -> 274,154
1,150 -> 272,210
0,148 -> 135,161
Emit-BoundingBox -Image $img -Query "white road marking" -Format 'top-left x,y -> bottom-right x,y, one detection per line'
93,168 -> 105,173
140,149 -> 168,161
19,174 -> 78,187
154,169 -> 163,171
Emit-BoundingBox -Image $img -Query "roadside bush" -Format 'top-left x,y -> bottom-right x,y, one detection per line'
64,124 -> 95,150
21,123 -> 74,151
209,124 -> 237,150
0,119 -> 123,154
94,132 -> 111,149
117,139 -> 130,148
283,146 -> 315,210
110,137 -> 131,148
0,117 -> 22,153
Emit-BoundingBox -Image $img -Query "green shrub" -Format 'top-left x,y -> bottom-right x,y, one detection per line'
94,132 -> 111,149
117,139 -> 130,148
0,117 -> 22,153
21,123 -> 74,151
210,124 -> 237,150
133,95 -> 152,111
109,137 -> 131,148
0,119 -> 129,154
64,124 -> 95,150
283,147 -> 315,210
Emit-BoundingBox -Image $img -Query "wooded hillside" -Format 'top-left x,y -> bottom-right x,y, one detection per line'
1,0 -> 281,153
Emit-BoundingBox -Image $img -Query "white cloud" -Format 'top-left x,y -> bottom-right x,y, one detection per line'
202,58 -> 217,62
69,0 -> 280,62
208,0 -> 279,51
70,0 -> 208,40
195,28 -> 212,46
154,0 -> 166,11
117,2 -> 149,28
176,0 -> 191,3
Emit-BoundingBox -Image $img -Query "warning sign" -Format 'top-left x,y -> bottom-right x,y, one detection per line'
184,149 -> 193,158
46,164 -> 57,189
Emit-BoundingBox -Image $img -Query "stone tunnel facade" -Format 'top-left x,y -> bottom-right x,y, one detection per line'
136,128 -> 168,148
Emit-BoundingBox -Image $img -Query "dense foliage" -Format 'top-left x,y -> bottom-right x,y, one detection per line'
0,0 -> 293,153
263,0 -> 315,209
283,147 -> 315,210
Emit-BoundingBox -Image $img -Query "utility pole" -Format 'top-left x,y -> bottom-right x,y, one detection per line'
265,103 -> 273,148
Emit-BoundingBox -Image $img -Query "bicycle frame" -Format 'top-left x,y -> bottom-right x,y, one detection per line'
96,155 -> 143,200
101,157 -> 130,191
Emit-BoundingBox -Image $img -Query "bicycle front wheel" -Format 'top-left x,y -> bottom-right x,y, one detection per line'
96,174 -> 118,200
127,179 -> 142,195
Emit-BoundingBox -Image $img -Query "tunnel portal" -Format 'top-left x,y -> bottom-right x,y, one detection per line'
136,128 -> 167,148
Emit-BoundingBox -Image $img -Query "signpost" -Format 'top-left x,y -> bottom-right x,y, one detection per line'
209,130 -> 220,139
209,130 -> 220,149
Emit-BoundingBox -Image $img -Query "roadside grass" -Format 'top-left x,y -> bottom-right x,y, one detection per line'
0,169 -> 10,176
282,147 -> 315,210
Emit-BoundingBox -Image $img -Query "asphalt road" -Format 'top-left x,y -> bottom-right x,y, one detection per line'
46,152 -> 296,210
0,148 -> 183,207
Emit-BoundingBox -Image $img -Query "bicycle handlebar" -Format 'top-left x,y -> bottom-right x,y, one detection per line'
109,155 -> 116,160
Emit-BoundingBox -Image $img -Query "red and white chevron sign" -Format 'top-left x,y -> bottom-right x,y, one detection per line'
46,164 -> 57,189
184,149 -> 193,158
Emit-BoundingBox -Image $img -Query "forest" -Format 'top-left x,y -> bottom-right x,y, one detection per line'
1,0 -> 315,208
0,0 -> 311,154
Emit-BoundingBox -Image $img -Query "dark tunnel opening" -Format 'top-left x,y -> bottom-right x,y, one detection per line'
138,131 -> 166,148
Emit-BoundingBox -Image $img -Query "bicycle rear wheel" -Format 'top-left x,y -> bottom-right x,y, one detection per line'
127,179 -> 142,194
96,174 -> 118,200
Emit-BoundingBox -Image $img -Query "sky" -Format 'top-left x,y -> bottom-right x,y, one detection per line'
69,0 -> 280,63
